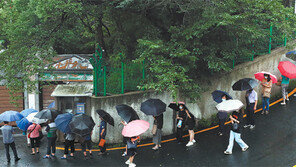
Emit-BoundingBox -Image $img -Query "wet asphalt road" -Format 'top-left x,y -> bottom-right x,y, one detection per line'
1,97 -> 296,167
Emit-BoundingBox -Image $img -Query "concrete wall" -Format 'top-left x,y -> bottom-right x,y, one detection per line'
89,45 -> 296,144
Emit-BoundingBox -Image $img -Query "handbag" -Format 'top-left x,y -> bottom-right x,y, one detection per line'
38,131 -> 44,140
99,139 -> 106,147
177,120 -> 182,128
127,140 -> 137,149
152,124 -> 157,135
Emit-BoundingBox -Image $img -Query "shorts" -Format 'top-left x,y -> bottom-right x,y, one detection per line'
127,148 -> 137,156
186,119 -> 195,130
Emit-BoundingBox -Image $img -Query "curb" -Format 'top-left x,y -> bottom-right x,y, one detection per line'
56,88 -> 296,152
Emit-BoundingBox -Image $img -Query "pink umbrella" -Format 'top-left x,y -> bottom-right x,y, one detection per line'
278,61 -> 296,79
254,71 -> 278,83
122,120 -> 150,137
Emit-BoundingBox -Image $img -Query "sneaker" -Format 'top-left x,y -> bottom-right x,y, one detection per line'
186,141 -> 194,147
125,160 -> 131,165
250,125 -> 255,129
129,163 -> 136,167
261,111 -> 265,115
244,124 -> 250,128
122,152 -> 127,157
152,146 -> 159,150
242,146 -> 249,152
192,139 -> 196,143
43,155 -> 50,159
224,151 -> 232,155
287,97 -> 289,101
15,157 -> 20,162
281,102 -> 286,105
60,157 -> 66,160
265,110 -> 269,114
218,132 -> 223,136
98,152 -> 106,156
159,144 -> 162,148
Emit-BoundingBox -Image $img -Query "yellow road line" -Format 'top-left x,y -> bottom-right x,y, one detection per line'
56,88 -> 296,152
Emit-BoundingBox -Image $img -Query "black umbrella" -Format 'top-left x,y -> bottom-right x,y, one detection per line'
96,109 -> 114,126
232,78 -> 258,91
168,101 -> 186,111
140,99 -> 166,116
34,109 -> 59,120
211,90 -> 232,103
69,114 -> 95,137
116,104 -> 139,123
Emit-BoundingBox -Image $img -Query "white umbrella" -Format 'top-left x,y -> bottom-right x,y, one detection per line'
26,112 -> 47,124
216,99 -> 244,112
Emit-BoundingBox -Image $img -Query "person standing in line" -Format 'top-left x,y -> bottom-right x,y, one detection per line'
224,110 -> 249,155
217,95 -> 228,136
0,121 -> 21,163
27,123 -> 42,155
179,104 -> 196,147
244,89 -> 258,129
60,133 -> 75,159
81,134 -> 93,159
176,105 -> 186,144
98,117 -> 107,155
152,114 -> 163,150
43,120 -> 57,159
125,136 -> 140,167
280,75 -> 290,105
261,74 -> 272,114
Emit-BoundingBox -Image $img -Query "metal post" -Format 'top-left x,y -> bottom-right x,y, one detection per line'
232,59 -> 235,68
284,34 -> 287,46
252,44 -> 254,61
103,66 -> 106,96
121,61 -> 124,94
269,24 -> 272,54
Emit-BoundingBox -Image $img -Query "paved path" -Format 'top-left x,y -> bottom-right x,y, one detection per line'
1,96 -> 296,167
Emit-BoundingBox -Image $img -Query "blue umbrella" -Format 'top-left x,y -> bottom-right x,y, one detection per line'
20,109 -> 38,117
16,118 -> 32,131
211,90 -> 232,103
286,50 -> 296,55
0,111 -> 24,122
55,113 -> 73,133
48,101 -> 55,109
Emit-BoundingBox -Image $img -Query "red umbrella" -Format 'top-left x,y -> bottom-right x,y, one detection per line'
122,120 -> 150,137
278,61 -> 296,79
254,71 -> 277,83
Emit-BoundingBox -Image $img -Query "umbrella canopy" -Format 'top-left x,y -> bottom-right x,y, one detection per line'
140,99 -> 166,116
55,113 -> 73,133
232,78 -> 258,91
20,109 -> 38,117
34,109 -> 59,120
16,118 -> 32,131
69,114 -> 95,136
27,112 -> 47,124
168,101 -> 185,111
278,61 -> 296,79
47,101 -> 55,109
0,111 -> 23,122
254,71 -> 278,83
211,90 -> 232,103
122,120 -> 150,137
216,99 -> 244,113
116,104 -> 139,123
96,110 -> 114,126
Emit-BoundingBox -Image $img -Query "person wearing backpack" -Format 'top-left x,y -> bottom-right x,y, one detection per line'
224,110 -> 249,155
43,120 -> 57,159
125,136 -> 140,167
27,123 -> 42,155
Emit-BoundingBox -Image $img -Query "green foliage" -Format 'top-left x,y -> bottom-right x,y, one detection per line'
0,0 -> 296,101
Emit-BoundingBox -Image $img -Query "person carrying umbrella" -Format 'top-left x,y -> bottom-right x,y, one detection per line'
280,75 -> 290,105
122,120 -> 149,167
260,74 -> 272,114
152,114 -> 163,150
27,123 -> 42,155
98,116 -> 107,155
224,109 -> 249,155
217,95 -> 228,136
80,133 -> 93,159
1,121 -> 21,163
244,89 -> 258,130
43,120 -> 57,159
60,133 -> 75,159
177,104 -> 196,147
